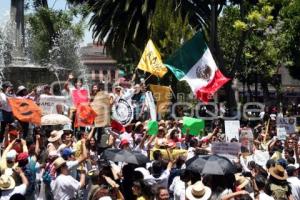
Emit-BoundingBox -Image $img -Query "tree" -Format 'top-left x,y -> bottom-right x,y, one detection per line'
218,0 -> 292,103
280,0 -> 300,80
68,0 -> 156,61
25,2 -> 84,72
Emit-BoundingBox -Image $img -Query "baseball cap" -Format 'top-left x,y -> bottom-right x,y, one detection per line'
61,148 -> 74,160
16,152 -> 29,162
6,150 -> 17,161
119,139 -> 129,148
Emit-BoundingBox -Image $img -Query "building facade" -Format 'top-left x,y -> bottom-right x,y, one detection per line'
80,43 -> 119,86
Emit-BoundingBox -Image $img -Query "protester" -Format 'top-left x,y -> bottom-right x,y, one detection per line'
50,157 -> 86,200
0,75 -> 298,200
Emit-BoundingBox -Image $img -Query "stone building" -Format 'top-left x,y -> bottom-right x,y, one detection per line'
80,43 -> 118,89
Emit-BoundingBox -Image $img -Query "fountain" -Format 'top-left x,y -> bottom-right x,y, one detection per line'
2,0 -> 67,88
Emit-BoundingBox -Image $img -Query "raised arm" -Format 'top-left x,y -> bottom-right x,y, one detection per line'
35,134 -> 41,155
14,167 -> 29,187
87,127 -> 95,141
21,139 -> 28,153
77,138 -> 88,164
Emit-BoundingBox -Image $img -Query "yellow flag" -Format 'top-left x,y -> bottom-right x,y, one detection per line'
149,84 -> 172,114
137,40 -> 168,77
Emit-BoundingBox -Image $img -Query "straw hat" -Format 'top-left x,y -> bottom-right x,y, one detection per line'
269,164 -> 288,181
48,130 -> 63,142
53,157 -> 66,170
186,181 -> 212,200
0,175 -> 15,190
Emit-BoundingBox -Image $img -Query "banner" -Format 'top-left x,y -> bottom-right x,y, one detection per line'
145,91 -> 157,121
211,142 -> 241,157
75,104 -> 97,127
112,98 -> 133,126
90,92 -> 111,127
149,84 -> 172,114
72,89 -> 89,107
8,98 -> 42,125
39,95 -> 67,115
239,128 -> 254,153
225,120 -> 240,141
277,127 -> 287,140
150,148 -> 187,160
276,117 -> 296,134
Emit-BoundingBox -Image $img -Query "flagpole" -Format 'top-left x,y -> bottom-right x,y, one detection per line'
131,68 -> 138,83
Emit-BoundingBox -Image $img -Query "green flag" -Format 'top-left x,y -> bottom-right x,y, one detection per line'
147,120 -> 159,135
182,117 -> 205,136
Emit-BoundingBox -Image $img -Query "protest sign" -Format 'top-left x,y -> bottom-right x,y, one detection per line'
75,104 -> 97,127
239,128 -> 254,153
277,127 -> 287,140
112,98 -> 133,126
182,117 -> 205,136
91,92 -> 111,127
249,150 -> 270,168
145,91 -> 157,121
39,95 -> 67,115
211,142 -> 241,157
225,120 -> 240,141
149,84 -> 172,114
276,117 -> 296,134
72,89 -> 89,107
147,120 -> 158,135
9,98 -> 42,125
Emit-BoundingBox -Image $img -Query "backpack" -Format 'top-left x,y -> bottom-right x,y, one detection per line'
270,183 -> 288,200
42,164 -> 52,184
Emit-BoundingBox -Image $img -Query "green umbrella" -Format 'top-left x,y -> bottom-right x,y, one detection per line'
147,120 -> 159,135
182,117 -> 205,136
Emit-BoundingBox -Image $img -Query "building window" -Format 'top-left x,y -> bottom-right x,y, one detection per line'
95,70 -> 99,80
111,70 -> 115,81
103,70 -> 108,81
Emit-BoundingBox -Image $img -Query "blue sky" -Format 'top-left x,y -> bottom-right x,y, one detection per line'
0,0 -> 93,45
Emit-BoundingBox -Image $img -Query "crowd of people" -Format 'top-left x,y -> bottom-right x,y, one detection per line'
0,76 -> 299,200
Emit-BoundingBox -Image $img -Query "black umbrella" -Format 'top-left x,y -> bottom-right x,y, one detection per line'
186,155 -> 236,175
101,148 -> 150,165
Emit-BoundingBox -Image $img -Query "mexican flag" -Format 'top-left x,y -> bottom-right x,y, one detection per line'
165,32 -> 230,102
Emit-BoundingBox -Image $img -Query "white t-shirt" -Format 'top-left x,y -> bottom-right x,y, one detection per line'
149,169 -> 170,191
0,93 -> 12,112
51,174 -> 80,200
169,176 -> 185,200
287,177 -> 300,200
0,184 -> 27,200
258,191 -> 274,200
67,160 -> 79,179
187,147 -> 195,160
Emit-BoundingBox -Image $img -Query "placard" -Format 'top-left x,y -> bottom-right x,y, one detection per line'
277,127 -> 287,140
112,98 -> 133,126
249,150 -> 270,168
90,92 -> 111,127
225,120 -> 240,141
39,95 -> 67,115
211,142 -> 241,157
276,117 -> 296,134
239,128 -> 254,153
72,89 -> 89,107
145,91 -> 157,121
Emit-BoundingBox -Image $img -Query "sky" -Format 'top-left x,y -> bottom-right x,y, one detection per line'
0,0 -> 93,46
